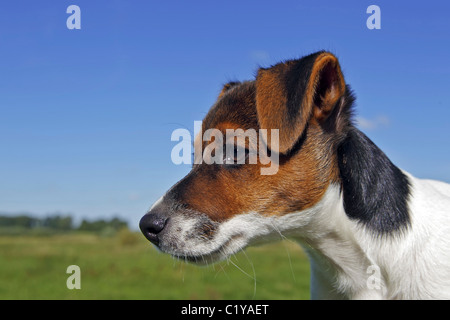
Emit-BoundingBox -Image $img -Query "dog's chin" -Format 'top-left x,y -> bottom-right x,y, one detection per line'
172,251 -> 227,266
159,234 -> 247,266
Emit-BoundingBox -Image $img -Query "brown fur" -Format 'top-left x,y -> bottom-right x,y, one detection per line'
170,53 -> 348,221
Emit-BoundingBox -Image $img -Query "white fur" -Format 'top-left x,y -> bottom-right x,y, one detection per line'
159,172 -> 450,299
149,195 -> 164,211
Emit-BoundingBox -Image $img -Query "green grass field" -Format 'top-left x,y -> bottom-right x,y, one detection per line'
0,230 -> 310,299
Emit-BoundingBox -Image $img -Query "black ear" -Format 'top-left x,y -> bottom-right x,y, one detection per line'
255,51 -> 346,154
338,129 -> 411,234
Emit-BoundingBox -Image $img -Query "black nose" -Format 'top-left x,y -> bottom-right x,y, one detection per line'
139,213 -> 169,246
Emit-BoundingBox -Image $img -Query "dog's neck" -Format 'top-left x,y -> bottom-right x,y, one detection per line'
286,184 -> 385,299
285,127 -> 414,299
279,184 -> 374,299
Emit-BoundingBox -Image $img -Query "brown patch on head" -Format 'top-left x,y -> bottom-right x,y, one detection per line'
205,81 -> 259,133
166,52 -> 352,223
218,81 -> 241,99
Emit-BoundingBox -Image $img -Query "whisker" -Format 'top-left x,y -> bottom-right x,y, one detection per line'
228,252 -> 256,282
269,220 -> 296,282
241,249 -> 257,299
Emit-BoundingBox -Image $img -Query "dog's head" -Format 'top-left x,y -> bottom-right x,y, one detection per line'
140,51 -> 354,264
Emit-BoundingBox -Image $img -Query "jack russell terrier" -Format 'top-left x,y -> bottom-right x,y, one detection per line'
140,51 -> 450,299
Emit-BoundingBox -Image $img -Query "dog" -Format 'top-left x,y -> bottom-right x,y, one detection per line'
140,51 -> 450,299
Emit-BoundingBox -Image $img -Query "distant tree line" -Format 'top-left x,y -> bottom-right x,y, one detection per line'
0,213 -> 128,235
78,217 -> 128,232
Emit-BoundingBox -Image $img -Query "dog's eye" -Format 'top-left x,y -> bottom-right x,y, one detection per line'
223,144 -> 248,165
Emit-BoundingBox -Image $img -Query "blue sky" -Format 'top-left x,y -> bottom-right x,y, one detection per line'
1,0 -> 449,228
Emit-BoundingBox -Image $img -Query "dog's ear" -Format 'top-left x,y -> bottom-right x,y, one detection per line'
218,81 -> 241,99
256,51 -> 346,153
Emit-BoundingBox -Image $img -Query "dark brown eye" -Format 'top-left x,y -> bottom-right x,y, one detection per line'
223,144 -> 248,165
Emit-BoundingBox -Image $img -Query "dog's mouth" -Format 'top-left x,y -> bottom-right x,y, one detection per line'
141,209 -> 287,266
162,233 -> 246,265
